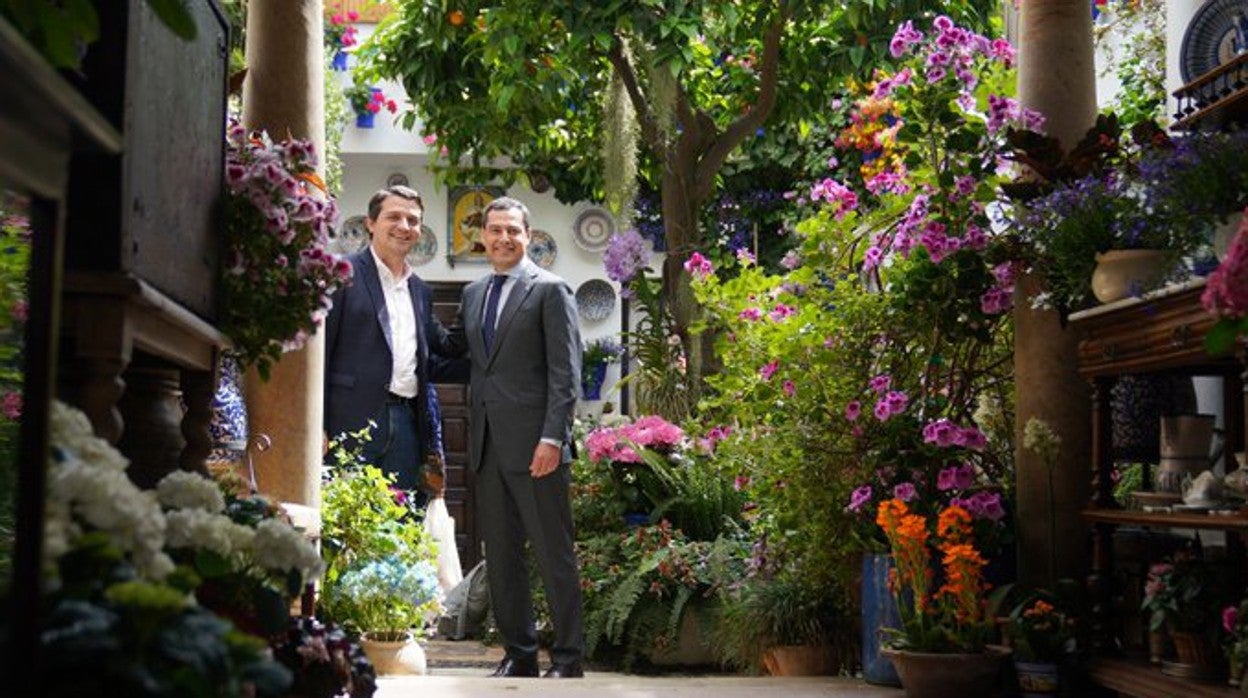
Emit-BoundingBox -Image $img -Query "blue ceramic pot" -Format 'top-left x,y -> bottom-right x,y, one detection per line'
861,553 -> 902,686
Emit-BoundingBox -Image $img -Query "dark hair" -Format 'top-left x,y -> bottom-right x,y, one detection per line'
367,185 -> 423,220
482,196 -> 529,230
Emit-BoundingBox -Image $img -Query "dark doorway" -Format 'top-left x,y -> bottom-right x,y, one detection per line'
428,281 -> 478,569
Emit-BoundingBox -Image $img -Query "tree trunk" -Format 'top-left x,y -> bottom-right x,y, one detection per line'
659,161 -> 712,396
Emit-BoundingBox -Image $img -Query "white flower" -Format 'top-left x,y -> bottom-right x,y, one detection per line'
164,508 -> 254,558
156,470 -> 226,513
252,518 -> 324,582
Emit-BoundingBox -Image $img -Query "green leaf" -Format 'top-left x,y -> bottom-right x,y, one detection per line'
1204,320 -> 1241,355
145,0 -> 197,40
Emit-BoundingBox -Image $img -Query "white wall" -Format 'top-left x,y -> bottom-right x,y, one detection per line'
332,38 -> 639,414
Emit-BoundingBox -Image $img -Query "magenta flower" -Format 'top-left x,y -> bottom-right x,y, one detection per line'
893,482 -> 918,502
845,400 -> 862,422
769,304 -> 796,321
739,307 -> 763,321
759,360 -> 779,381
883,390 -> 909,416
1,391 -> 20,420
849,485 -> 873,512
869,374 -> 892,393
684,251 -> 714,278
922,418 -> 958,447
1225,605 -> 1239,634
734,475 -> 751,492
782,380 -> 796,397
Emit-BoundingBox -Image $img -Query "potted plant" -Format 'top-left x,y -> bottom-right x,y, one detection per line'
1141,545 -> 1231,677
324,10 -> 359,71
1006,115 -> 1245,311
1005,592 -> 1077,696
581,336 -> 624,400
1222,600 -> 1248,687
875,497 -> 1012,698
343,81 -> 397,128
321,435 -> 441,674
710,574 -> 849,676
223,119 -> 352,379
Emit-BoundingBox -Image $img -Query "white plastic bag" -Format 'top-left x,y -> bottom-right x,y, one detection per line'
424,496 -> 463,596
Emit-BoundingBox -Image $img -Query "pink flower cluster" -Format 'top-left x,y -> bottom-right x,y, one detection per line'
327,11 -> 360,48
809,177 -> 859,219
922,418 -> 988,450
683,251 -> 713,278
223,119 -> 352,371
1202,213 -> 1248,319
585,415 -> 685,464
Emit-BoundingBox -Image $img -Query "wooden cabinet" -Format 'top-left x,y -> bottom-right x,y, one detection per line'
1069,279 -> 1246,697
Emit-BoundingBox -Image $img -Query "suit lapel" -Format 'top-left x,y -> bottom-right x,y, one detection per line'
408,277 -> 427,367
487,266 -> 535,366
465,278 -> 488,360
357,251 -> 393,353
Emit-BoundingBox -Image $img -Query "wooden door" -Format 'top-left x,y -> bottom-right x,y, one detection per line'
429,282 -> 479,569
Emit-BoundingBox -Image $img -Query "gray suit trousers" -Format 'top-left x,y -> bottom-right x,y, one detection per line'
478,439 -> 584,665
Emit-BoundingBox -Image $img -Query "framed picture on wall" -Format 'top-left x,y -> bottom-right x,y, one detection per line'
447,185 -> 505,264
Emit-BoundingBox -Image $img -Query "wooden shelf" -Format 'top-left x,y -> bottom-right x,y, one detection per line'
1089,656 -> 1241,697
1083,507 -> 1248,532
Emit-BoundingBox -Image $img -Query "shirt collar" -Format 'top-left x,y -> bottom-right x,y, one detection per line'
370,246 -> 412,286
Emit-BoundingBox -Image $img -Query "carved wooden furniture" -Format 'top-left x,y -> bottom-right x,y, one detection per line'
56,1 -> 230,485
1070,279 -> 1247,697
0,15 -> 123,689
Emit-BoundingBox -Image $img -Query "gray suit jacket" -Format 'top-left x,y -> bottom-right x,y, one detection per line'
460,259 -> 580,471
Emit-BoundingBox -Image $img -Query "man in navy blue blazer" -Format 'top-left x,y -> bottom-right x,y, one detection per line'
323,185 -> 464,507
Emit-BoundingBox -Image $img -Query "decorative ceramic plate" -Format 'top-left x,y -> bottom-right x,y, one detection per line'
1180,0 -> 1247,82
406,224 -> 438,267
329,215 -> 370,256
527,228 -> 558,269
572,207 -> 616,252
575,278 -> 616,321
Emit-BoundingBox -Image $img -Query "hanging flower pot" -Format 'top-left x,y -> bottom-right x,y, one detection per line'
355,110 -> 376,128
1089,249 -> 1170,304
331,50 -> 348,71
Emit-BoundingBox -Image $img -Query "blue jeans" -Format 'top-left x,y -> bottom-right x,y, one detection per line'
360,401 -> 427,509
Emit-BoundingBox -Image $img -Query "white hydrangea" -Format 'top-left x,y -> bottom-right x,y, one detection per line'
45,401 -> 172,581
252,517 -> 324,582
164,508 -> 255,558
156,470 -> 226,513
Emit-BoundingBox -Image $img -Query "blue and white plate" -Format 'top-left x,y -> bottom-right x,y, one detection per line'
575,278 -> 616,321
572,207 -> 615,252
329,215 -> 370,256
406,224 -> 438,266
527,228 -> 558,269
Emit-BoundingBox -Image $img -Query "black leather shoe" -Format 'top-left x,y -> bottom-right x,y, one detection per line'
543,661 -> 584,678
489,657 -> 539,678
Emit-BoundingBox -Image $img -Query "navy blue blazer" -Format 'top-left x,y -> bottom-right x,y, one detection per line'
322,249 -> 463,451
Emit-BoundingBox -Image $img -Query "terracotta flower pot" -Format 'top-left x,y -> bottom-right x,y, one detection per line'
359,631 -> 426,675
1090,249 -> 1170,304
881,645 -> 1011,698
761,645 -> 835,676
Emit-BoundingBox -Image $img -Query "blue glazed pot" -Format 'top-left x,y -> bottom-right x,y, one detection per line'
355,111 -> 376,128
582,362 -> 608,400
331,50 -> 348,71
861,553 -> 902,686
208,353 -> 248,463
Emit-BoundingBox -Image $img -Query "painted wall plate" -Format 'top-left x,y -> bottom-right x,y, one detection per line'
575,278 -> 616,321
527,228 -> 558,269
406,224 -> 438,266
1180,0 -> 1248,83
329,215 -> 370,256
572,207 -> 616,252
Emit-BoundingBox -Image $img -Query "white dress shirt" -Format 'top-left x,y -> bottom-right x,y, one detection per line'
371,247 -> 419,398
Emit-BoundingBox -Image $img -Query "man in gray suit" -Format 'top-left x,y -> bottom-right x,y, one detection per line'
461,196 -> 584,678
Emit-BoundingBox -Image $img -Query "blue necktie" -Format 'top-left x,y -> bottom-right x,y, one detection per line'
482,274 -> 507,354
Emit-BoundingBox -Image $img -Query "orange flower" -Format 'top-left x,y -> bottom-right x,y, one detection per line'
447,10 -> 465,26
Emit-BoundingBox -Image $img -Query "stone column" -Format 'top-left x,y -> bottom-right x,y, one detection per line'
241,1 -> 325,507
1013,0 -> 1097,588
